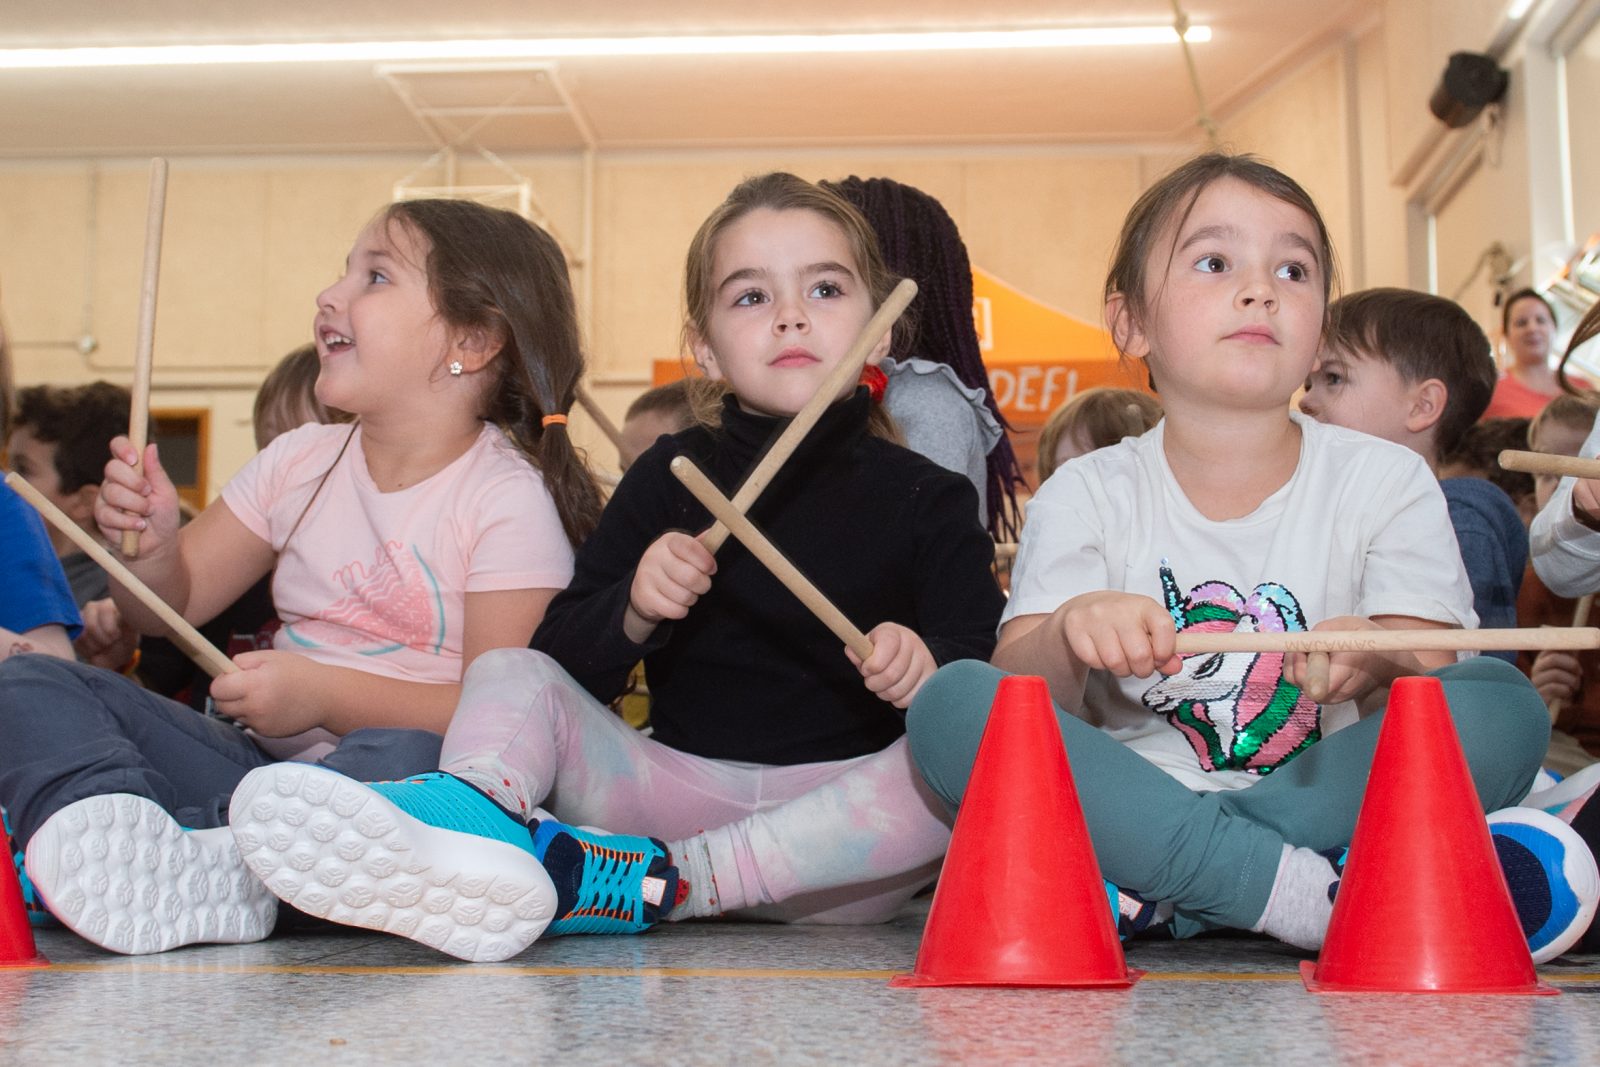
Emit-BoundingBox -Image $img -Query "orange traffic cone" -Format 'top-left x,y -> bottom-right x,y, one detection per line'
0,847 -> 46,968
1301,675 -> 1552,994
892,674 -> 1141,988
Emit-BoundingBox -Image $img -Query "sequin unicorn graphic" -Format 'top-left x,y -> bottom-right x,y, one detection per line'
1141,563 -> 1320,774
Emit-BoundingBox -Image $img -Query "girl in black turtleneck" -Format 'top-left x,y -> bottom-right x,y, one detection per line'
227,173 -> 1004,960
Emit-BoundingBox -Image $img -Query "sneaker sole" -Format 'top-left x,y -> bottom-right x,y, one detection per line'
228,764 -> 555,963
24,794 -> 276,955
1488,807 -> 1600,964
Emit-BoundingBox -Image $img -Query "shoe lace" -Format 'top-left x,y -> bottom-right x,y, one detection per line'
565,840 -> 651,924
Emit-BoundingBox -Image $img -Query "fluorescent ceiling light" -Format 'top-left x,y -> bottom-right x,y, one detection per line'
0,27 -> 1210,70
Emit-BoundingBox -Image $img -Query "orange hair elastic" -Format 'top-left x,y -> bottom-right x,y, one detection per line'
542,413 -> 569,428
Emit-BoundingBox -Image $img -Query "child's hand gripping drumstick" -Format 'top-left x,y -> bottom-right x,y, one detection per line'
6,472 -> 235,679
671,456 -> 934,707
122,157 -> 169,558
699,277 -> 917,554
1545,594 -> 1594,723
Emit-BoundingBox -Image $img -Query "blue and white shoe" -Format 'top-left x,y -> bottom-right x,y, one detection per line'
5,806 -> 57,929
1104,881 -> 1167,942
1522,763 -> 1600,824
1324,808 -> 1599,964
230,765 -> 556,963
26,794 -> 275,954
531,819 -> 681,936
1488,807 -> 1599,964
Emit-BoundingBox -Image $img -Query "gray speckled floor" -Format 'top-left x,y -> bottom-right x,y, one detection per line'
3,904 -> 1599,1066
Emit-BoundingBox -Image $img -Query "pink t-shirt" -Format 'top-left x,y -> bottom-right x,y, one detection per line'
221,421 -> 573,757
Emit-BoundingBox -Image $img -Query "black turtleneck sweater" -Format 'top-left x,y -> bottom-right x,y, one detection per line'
532,389 -> 1005,765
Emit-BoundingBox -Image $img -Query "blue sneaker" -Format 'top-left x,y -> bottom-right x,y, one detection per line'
230,765 -> 556,963
1104,881 -> 1165,942
1488,807 -> 1599,963
531,819 -> 681,935
1323,809 -> 1600,964
5,806 -> 57,929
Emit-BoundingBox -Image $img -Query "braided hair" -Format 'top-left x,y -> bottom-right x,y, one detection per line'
821,176 -> 1024,540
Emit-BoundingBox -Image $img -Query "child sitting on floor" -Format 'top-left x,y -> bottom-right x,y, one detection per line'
228,172 -> 1006,963
907,153 -> 1598,963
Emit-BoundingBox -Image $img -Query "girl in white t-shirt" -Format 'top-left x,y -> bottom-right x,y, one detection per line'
0,199 -> 600,955
908,153 -> 1597,963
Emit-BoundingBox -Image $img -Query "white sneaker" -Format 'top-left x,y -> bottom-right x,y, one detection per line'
1488,807 -> 1600,964
25,794 -> 276,954
229,763 -> 556,963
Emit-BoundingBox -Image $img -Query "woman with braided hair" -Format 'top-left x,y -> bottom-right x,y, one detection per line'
821,176 -> 1025,540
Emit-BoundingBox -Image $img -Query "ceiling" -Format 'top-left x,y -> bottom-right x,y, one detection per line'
1,1 -> 1378,157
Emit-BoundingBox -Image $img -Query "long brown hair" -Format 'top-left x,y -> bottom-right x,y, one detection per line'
682,173 -> 902,442
383,199 -> 602,547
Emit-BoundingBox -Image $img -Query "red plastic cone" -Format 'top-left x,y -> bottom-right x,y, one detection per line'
1301,675 -> 1552,995
0,847 -> 46,968
892,675 -> 1141,988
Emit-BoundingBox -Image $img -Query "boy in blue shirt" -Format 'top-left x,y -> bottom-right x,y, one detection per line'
1299,288 -> 1523,658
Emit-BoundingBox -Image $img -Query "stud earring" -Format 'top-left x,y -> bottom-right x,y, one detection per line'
449,360 -> 463,377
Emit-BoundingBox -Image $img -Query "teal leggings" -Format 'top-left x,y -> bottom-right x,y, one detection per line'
906,656 -> 1548,938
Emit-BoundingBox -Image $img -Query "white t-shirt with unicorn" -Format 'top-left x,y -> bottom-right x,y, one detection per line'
222,420 -> 574,758
1004,411 -> 1476,792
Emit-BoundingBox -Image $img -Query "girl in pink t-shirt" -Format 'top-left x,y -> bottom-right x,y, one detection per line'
0,199 -> 599,956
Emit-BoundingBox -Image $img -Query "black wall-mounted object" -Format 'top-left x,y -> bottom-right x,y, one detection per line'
1429,52 -> 1510,129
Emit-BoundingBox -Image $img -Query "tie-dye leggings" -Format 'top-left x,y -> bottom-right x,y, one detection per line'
439,647 -> 952,923
907,656 -> 1549,938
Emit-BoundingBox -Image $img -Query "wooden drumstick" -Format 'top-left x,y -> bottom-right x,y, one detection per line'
1548,594 -> 1595,723
1498,450 -> 1600,479
699,277 -> 917,554
122,158 -> 169,558
670,456 -> 873,660
1174,628 -> 1600,655
575,385 -> 625,451
6,472 -> 234,678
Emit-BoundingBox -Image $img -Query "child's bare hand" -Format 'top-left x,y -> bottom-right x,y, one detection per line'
208,650 -> 326,736
1531,649 -> 1582,709
73,597 -> 139,671
1058,591 -> 1179,677
628,531 -> 716,628
94,437 -> 180,558
1283,616 -> 1397,704
846,622 -> 936,708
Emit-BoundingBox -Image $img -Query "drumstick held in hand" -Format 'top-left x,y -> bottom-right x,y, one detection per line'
122,157 -> 169,558
699,278 -> 917,554
670,456 -> 873,660
6,472 -> 234,678
1549,594 -> 1595,723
